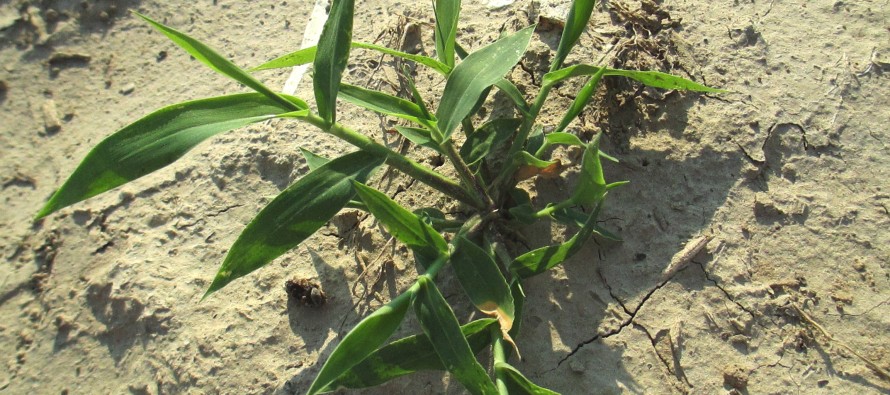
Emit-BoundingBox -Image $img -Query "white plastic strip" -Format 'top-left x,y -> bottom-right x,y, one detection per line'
487,0 -> 516,8
282,0 -> 329,94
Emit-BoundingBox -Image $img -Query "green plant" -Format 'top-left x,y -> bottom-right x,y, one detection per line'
35,1 -> 720,393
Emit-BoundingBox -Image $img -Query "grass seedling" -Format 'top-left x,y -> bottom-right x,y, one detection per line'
35,1 -> 721,393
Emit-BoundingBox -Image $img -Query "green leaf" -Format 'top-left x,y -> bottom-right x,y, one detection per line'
495,362 -> 560,395
36,93 -> 305,219
507,187 -> 537,224
552,207 -> 622,241
252,42 -> 450,74
250,46 -> 317,71
536,132 -> 619,163
572,136 -> 605,204
543,64 -> 725,93
339,83 -> 433,126
205,150 -> 383,296
608,68 -> 726,92
134,13 -> 298,111
434,0 -> 462,69
525,124 -> 545,157
299,147 -> 331,171
510,201 -> 604,279
322,319 -> 497,391
352,182 -> 448,269
515,151 -> 558,169
436,26 -> 535,139
307,288 -> 414,395
545,132 -> 586,147
508,280 -> 526,340
400,67 -> 437,125
314,0 -> 355,125
554,66 -> 606,134
392,126 -> 444,154
494,79 -> 530,115
550,0 -> 597,71
514,151 -> 562,181
460,119 -> 522,168
451,236 -> 516,344
572,135 -> 627,205
413,276 -> 499,395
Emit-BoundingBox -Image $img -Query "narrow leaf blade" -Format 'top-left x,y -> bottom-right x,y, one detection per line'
322,319 -> 497,391
434,0 -> 461,69
436,26 -> 535,139
494,79 -> 530,115
299,147 -> 331,171
607,69 -> 726,92
36,93 -> 302,219
393,126 -> 444,153
250,46 -> 317,71
314,0 -> 355,125
413,276 -> 499,395
205,150 -> 383,295
251,42 -> 449,74
551,0 -> 597,71
352,182 -> 448,268
554,66 -> 606,133
339,83 -> 431,125
134,13 -> 297,110
307,289 -> 414,395
543,64 -> 724,93
510,201 -> 604,279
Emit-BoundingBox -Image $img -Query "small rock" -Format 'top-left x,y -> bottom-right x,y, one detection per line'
42,99 -> 62,134
753,194 -> 783,219
851,259 -> 865,272
44,9 -> 60,23
722,364 -> 749,390
569,359 -> 585,373
119,83 -> 135,95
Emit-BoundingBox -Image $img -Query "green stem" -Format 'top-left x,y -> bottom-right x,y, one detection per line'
442,140 -> 494,210
423,254 -> 449,279
491,83 -> 555,202
301,113 -> 482,209
533,199 -> 574,219
493,329 -> 509,395
533,141 -> 551,159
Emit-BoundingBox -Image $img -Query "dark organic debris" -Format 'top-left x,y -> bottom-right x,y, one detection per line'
285,278 -> 326,307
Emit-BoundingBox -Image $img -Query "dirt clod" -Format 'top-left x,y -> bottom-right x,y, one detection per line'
722,364 -> 749,390
285,279 -> 326,307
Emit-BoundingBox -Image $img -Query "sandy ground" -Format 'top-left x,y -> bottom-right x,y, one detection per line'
1,0 -> 888,394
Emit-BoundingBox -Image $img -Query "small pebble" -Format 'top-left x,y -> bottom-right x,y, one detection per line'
42,99 -> 62,134
569,359 -> 585,373
119,83 -> 135,95
44,9 -> 59,23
